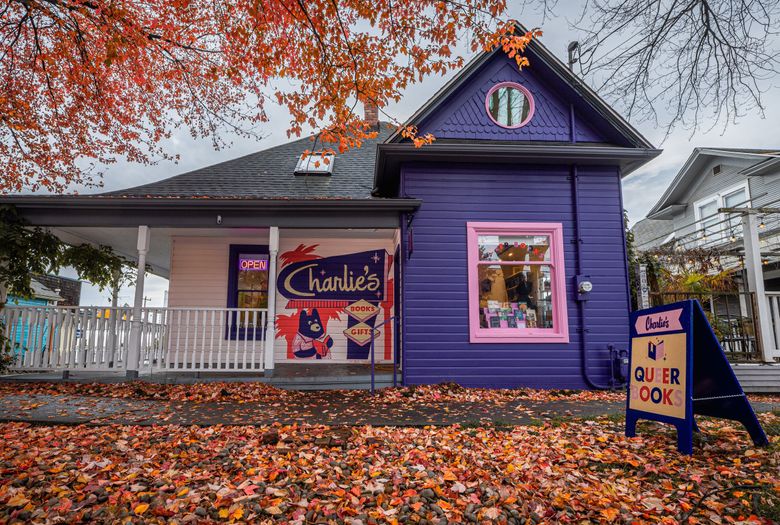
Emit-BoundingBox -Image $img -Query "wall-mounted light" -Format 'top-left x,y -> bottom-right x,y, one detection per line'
759,220 -> 766,230
216,214 -> 223,225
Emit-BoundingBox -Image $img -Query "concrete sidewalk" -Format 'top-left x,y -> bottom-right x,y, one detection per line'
0,391 -> 777,427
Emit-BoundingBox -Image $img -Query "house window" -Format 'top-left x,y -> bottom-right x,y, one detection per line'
227,245 -> 269,338
467,222 -> 569,343
696,198 -> 720,239
694,183 -> 750,242
229,246 -> 269,309
485,82 -> 534,129
723,186 -> 748,231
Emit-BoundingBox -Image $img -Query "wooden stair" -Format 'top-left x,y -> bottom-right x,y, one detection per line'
732,364 -> 780,393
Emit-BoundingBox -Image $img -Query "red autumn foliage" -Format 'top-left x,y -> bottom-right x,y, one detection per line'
0,0 -> 540,193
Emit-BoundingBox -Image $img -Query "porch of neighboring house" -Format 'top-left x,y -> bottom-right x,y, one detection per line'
641,209 -> 780,391
0,224 -> 401,390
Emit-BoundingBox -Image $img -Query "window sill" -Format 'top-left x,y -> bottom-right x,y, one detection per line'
470,329 -> 569,344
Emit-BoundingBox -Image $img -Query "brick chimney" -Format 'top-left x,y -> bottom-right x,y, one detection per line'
364,101 -> 379,128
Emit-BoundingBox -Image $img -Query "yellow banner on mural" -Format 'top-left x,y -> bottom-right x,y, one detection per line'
628,332 -> 687,419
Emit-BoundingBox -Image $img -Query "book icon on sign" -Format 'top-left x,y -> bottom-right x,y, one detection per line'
648,340 -> 665,361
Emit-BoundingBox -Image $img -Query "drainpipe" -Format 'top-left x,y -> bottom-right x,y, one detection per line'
572,166 -> 616,390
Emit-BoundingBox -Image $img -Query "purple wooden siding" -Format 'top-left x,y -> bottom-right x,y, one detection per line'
401,164 -> 629,389
417,53 -> 609,143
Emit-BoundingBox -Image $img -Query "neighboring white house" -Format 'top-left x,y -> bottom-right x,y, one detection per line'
632,148 -> 780,390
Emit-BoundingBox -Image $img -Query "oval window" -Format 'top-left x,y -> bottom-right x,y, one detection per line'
485,83 -> 534,128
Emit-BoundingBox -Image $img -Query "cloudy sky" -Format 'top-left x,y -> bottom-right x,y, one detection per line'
64,1 -> 780,306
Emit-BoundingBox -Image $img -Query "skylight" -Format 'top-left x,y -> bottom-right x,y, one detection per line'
295,153 -> 335,176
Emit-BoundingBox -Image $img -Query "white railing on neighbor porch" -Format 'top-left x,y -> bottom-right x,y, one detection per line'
0,305 -> 267,374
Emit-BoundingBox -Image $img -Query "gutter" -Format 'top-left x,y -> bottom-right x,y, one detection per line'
1,196 -> 422,229
373,143 -> 661,196
0,195 -> 422,212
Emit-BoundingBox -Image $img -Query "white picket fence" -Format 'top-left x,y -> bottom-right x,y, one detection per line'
0,305 -> 267,374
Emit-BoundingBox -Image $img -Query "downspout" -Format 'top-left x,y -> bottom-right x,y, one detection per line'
399,168 -> 408,387
570,101 -> 620,390
572,166 -> 616,390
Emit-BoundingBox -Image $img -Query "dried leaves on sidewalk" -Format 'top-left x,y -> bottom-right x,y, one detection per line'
0,414 -> 777,524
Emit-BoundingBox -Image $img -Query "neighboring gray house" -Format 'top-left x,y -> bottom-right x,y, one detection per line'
635,148 -> 780,269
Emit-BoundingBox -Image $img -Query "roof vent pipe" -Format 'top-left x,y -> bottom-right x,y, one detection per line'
567,41 -> 579,71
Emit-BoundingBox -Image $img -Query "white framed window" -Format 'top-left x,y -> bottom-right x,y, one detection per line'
693,182 -> 750,243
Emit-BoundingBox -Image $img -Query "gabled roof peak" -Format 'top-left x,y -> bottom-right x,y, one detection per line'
647,148 -> 780,219
385,24 -> 654,151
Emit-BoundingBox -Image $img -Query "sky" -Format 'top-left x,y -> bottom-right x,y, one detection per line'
54,1 -> 780,306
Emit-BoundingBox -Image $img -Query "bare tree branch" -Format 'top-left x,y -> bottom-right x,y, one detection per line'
571,0 -> 780,137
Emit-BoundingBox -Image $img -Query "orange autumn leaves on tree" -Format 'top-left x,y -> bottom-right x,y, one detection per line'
0,0 -> 540,194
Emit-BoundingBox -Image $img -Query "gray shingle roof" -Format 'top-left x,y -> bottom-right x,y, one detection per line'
104,124 -> 394,199
631,217 -> 674,250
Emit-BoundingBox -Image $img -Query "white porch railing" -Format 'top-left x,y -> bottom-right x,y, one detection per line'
0,305 -> 267,374
161,308 -> 266,371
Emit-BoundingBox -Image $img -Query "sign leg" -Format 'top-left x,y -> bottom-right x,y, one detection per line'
736,413 -> 769,447
676,422 -> 693,455
625,412 -> 638,438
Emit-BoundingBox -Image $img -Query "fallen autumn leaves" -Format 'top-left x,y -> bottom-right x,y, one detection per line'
0,413 -> 777,524
0,381 -> 632,405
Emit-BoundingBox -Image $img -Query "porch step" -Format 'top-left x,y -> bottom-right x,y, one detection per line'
732,364 -> 780,393
148,372 -> 397,391
273,375 -> 396,391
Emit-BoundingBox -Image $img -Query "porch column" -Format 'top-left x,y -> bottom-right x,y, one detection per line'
263,227 -> 279,375
741,214 -> 777,362
126,225 -> 150,378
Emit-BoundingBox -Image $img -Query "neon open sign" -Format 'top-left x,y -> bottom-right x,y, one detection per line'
239,257 -> 268,271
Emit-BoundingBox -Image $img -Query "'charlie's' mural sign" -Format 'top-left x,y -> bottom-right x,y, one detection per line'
277,250 -> 387,302
276,246 -> 393,361
626,300 -> 768,455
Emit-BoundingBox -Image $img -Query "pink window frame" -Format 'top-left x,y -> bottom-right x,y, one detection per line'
467,222 -> 569,344
484,82 -> 535,129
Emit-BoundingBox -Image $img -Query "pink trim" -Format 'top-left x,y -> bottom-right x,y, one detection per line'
466,222 -> 569,344
484,82 -> 535,129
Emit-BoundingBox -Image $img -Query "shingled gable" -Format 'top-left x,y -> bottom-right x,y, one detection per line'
372,30 -> 660,196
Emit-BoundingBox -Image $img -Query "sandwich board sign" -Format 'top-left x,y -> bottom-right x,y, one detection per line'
626,299 -> 768,454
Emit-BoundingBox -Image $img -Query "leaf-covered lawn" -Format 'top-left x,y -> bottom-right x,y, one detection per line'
0,414 -> 777,524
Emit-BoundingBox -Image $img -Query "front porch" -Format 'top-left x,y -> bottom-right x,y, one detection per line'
0,305 -> 399,389
0,218 -> 402,390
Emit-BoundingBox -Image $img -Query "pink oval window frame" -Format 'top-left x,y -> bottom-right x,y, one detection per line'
485,82 -> 535,129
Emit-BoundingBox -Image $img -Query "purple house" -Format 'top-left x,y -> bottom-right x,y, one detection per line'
0,37 -> 659,388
